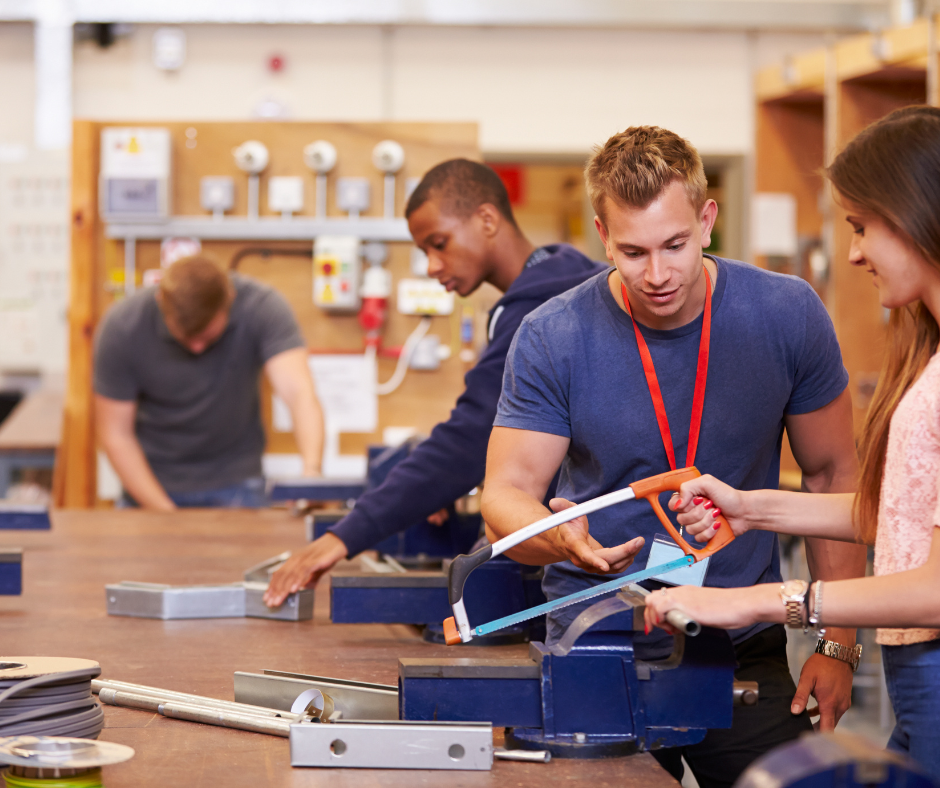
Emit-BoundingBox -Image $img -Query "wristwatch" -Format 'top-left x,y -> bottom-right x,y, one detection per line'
779,579 -> 809,629
815,639 -> 863,672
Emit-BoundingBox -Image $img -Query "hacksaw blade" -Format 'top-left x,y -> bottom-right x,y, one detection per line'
473,553 -> 694,637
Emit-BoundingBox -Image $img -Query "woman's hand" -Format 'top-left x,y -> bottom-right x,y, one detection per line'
643,583 -> 782,634
668,474 -> 750,543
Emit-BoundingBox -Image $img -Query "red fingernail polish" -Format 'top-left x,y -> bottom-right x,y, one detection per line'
693,497 -> 703,505
645,623 -> 650,635
713,523 -> 720,530
712,509 -> 721,518
703,501 -> 713,510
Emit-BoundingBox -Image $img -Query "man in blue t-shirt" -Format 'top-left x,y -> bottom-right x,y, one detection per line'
482,127 -> 866,788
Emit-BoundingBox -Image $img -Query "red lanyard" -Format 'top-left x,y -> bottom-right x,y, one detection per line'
620,267 -> 712,470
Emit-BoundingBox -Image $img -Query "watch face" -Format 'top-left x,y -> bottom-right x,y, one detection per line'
782,580 -> 805,597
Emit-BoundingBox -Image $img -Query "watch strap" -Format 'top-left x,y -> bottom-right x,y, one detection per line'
785,601 -> 803,629
815,638 -> 862,672
780,580 -> 808,630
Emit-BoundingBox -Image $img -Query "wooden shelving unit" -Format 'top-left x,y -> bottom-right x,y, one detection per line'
755,18 -> 938,474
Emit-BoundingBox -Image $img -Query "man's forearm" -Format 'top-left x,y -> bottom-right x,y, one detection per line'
289,396 -> 324,475
102,435 -> 175,511
481,484 -> 565,565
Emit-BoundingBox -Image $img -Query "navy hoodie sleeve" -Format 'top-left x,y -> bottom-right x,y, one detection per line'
328,298 -> 538,557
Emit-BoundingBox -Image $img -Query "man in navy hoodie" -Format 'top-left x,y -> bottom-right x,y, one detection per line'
264,159 -> 607,605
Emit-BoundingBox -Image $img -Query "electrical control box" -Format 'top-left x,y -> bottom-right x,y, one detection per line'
313,236 -> 361,311
397,278 -> 455,316
100,127 -> 172,222
268,176 -> 304,214
200,177 -> 234,214
336,178 -> 371,217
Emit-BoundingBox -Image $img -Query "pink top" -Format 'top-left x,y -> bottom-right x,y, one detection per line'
875,351 -> 940,646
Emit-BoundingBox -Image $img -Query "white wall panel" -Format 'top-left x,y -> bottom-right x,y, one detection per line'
390,26 -> 754,154
73,25 -> 386,121
0,24 -> 34,145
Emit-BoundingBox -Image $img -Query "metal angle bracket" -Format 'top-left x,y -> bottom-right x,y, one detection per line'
234,670 -> 398,721
290,720 -> 494,770
105,581 -> 312,621
243,552 -> 290,584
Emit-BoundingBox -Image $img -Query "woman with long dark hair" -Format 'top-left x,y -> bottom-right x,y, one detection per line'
644,105 -> 940,777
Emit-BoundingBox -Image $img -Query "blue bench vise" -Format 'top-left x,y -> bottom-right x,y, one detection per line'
303,441 -> 482,566
0,504 -> 50,530
0,549 -> 23,595
267,477 -> 367,504
308,512 -> 482,568
269,442 -> 416,506
330,556 -> 546,644
399,586 -> 746,758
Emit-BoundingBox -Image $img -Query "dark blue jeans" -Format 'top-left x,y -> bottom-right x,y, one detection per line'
121,477 -> 267,509
883,639 -> 940,782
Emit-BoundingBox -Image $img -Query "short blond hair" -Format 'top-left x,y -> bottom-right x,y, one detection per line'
158,256 -> 232,338
585,126 -> 707,223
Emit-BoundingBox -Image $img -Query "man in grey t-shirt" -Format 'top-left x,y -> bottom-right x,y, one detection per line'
94,256 -> 324,510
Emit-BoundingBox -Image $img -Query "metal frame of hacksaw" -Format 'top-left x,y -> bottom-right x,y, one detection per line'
445,466 -> 735,644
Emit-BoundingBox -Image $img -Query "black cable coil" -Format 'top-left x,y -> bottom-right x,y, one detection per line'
0,666 -> 104,739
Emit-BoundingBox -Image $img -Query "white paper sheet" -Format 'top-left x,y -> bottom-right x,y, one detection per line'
752,192 -> 798,257
272,353 -> 377,479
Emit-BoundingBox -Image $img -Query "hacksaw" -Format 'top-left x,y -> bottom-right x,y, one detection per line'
443,466 -> 735,644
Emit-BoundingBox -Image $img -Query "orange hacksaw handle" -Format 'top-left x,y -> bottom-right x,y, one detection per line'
629,466 -> 734,561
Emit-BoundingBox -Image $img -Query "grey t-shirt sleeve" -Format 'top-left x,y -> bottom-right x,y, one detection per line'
494,318 -> 571,438
786,283 -> 849,415
93,308 -> 140,401
251,287 -> 306,363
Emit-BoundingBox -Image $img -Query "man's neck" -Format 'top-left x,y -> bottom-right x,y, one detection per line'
609,256 -> 717,331
486,231 -> 537,293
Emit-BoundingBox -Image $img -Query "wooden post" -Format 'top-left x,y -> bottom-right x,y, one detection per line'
56,121 -> 99,508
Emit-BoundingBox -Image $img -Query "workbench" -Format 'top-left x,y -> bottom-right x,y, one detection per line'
0,509 -> 678,788
0,388 -> 62,497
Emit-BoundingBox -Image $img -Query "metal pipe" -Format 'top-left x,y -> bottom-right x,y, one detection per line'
316,174 -> 327,218
97,688 -> 298,722
494,748 -> 551,763
383,173 -> 395,218
97,689 -> 298,737
247,174 -> 260,220
159,701 -> 292,737
665,609 -> 701,636
93,680 -> 298,719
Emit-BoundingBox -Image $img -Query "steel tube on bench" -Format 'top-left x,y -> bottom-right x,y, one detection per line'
97,688 -> 298,722
160,701 -> 292,737
96,689 -> 295,737
94,682 -> 300,720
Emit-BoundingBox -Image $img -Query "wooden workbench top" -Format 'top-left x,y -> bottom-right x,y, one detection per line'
0,389 -> 63,451
0,509 -> 678,788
